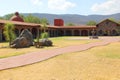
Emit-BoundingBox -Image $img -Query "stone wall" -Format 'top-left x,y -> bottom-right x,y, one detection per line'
97,19 -> 120,36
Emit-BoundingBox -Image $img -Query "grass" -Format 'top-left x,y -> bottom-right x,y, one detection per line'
0,41 -> 120,80
0,37 -> 100,58
91,42 -> 120,59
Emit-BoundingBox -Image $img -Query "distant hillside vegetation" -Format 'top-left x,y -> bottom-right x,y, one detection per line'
16,13 -> 120,25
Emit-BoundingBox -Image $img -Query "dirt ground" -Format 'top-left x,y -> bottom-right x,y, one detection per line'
0,42 -> 120,80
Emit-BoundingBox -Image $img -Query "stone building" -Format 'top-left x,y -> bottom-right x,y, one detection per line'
96,19 -> 120,36
0,12 -> 120,42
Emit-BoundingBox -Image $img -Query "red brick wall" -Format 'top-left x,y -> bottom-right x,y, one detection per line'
54,19 -> 64,26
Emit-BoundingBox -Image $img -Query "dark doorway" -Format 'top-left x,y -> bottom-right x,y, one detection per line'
66,30 -> 72,36
32,28 -> 37,38
15,28 -> 19,37
74,30 -> 80,36
81,30 -> 88,36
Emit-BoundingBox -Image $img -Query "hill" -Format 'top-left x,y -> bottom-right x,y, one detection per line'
13,13 -> 120,25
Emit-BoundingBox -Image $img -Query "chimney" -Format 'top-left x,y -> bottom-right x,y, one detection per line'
54,19 -> 64,26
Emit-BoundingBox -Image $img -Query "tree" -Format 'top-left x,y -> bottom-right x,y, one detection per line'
0,17 -> 4,19
3,14 -> 14,20
119,21 -> 120,24
3,13 -> 24,20
41,18 -> 48,32
24,14 -> 41,24
3,23 -> 16,46
108,18 -> 116,22
86,20 -> 97,26
40,18 -> 49,39
66,22 -> 75,26
35,18 -> 49,42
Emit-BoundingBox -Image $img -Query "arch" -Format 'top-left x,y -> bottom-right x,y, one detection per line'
81,30 -> 88,36
112,30 -> 118,36
32,28 -> 37,38
15,28 -> 19,37
98,30 -> 103,36
103,30 -> 111,36
66,30 -> 72,36
58,30 -> 64,36
49,30 -> 52,37
74,30 -> 80,36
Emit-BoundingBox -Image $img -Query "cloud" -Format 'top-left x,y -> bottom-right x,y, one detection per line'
31,0 -> 43,6
91,0 -> 120,14
48,0 -> 76,11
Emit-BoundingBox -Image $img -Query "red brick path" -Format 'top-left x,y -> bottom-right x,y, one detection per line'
0,37 -> 119,70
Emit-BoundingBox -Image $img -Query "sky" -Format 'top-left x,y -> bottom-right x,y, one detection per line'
0,0 -> 120,16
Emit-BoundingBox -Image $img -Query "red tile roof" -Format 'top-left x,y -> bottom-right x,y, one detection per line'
97,19 -> 120,26
48,25 -> 96,29
0,19 -> 40,27
0,19 -> 96,29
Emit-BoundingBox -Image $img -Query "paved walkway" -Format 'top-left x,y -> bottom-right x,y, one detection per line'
0,37 -> 120,70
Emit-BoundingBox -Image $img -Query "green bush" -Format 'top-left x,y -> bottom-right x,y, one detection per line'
41,32 -> 49,39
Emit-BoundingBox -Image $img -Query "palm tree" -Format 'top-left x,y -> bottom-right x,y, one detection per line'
3,23 -> 16,47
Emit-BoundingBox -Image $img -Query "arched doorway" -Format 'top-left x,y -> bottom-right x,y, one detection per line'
104,30 -> 111,36
74,30 -> 80,36
58,30 -> 64,36
112,30 -> 118,36
32,28 -> 37,38
66,30 -> 72,36
15,28 -> 19,37
98,30 -> 103,36
81,30 -> 88,36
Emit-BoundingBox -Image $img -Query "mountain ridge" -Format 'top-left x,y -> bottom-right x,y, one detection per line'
18,13 -> 120,25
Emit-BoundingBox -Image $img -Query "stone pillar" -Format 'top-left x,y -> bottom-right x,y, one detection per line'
56,30 -> 58,37
63,30 -> 66,36
49,30 -> 51,37
87,30 -> 90,36
54,30 -> 57,37
51,30 -> 53,37
18,29 -> 21,35
79,30 -> 81,36
0,29 -> 2,42
53,30 -> 55,37
72,30 -> 74,36
37,28 -> 39,38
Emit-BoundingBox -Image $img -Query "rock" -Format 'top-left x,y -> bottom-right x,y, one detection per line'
11,29 -> 33,48
89,36 -> 99,39
40,39 -> 53,46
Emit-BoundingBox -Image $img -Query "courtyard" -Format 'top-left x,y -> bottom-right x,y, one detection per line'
0,37 -> 120,80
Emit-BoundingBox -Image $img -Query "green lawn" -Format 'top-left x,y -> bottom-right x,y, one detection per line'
0,37 -> 100,58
